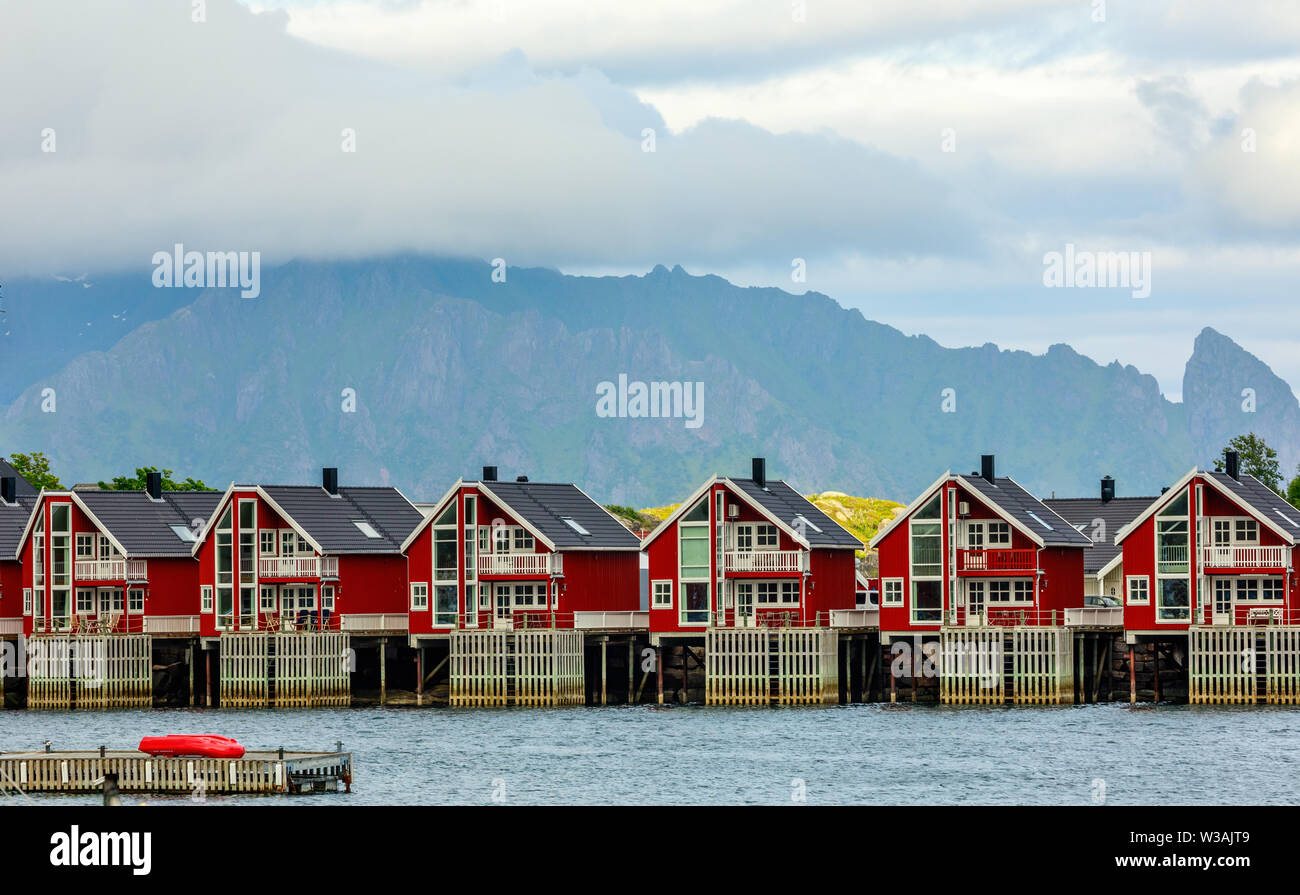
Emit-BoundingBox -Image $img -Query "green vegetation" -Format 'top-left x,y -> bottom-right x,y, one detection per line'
98,466 -> 210,492
1214,433 -> 1283,493
3,451 -> 61,490
604,504 -> 661,532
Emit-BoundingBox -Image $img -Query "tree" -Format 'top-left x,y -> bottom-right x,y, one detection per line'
1213,433 -> 1283,493
98,466 -> 209,492
3,451 -> 62,490
1287,464 -> 1300,510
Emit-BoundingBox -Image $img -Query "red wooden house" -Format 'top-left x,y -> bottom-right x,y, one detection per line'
14,473 -> 220,637
1,466 -> 39,639
402,468 -> 641,634
1113,452 -> 1300,633
641,458 -> 862,633
869,455 -> 1090,634
190,468 -> 423,637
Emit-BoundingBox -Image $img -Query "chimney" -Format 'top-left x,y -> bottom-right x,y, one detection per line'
0,477 -> 14,504
482,466 -> 498,483
322,467 -> 339,496
516,475 -> 529,482
1226,450 -> 1240,481
752,457 -> 766,489
1100,476 -> 1115,504
1161,486 -> 1170,495
980,455 -> 995,484
145,471 -> 163,500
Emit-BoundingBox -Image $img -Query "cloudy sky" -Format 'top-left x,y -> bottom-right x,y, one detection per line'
3,0 -> 1299,397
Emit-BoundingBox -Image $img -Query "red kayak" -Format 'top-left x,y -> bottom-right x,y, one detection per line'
138,735 -> 246,759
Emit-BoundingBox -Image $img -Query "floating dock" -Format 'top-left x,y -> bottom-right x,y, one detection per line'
0,750 -> 352,795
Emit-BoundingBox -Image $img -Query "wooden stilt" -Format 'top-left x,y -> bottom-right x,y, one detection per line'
627,639 -> 634,705
188,643 -> 195,707
1128,644 -> 1137,704
656,646 -> 664,705
205,648 -> 212,707
1153,643 -> 1161,703
890,650 -> 897,704
416,647 -> 424,707
1076,634 -> 1085,704
600,638 -> 607,706
864,641 -> 876,703
379,638 -> 387,706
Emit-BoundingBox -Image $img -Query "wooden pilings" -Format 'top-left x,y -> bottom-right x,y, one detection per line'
219,632 -> 351,708
1184,626 -> 1300,705
936,628 -> 1074,705
704,628 -> 838,705
26,635 -> 151,709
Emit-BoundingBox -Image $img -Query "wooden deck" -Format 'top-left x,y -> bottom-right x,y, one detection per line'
0,750 -> 352,795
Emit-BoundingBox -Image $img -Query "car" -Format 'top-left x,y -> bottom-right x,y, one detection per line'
1083,594 -> 1121,608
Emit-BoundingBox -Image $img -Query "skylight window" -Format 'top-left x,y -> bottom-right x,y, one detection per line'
1276,508 -> 1298,529
170,524 -> 198,542
793,514 -> 822,534
561,516 -> 591,536
1026,511 -> 1054,531
352,520 -> 381,539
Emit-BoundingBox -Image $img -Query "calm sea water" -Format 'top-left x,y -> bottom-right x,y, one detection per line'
3,703 -> 1298,805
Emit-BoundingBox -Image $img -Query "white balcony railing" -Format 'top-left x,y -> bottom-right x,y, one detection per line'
573,610 -> 649,630
75,559 -> 148,581
340,613 -> 409,634
1065,606 -> 1124,627
0,619 -> 22,635
258,556 -> 339,578
478,553 -> 563,576
143,614 -> 201,635
1201,545 -> 1290,569
829,608 -> 879,628
724,550 -> 806,574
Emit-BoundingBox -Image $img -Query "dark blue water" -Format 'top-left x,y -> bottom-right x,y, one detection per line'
3,703 -> 1297,805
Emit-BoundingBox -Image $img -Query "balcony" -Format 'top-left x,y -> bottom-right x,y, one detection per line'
340,613 -> 409,634
724,550 -> 806,574
956,548 -> 1036,573
573,610 -> 649,630
75,559 -> 148,582
479,553 -> 563,576
143,615 -> 201,635
258,556 -> 339,579
1201,545 -> 1290,570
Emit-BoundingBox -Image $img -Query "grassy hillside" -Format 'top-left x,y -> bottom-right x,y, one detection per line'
624,492 -> 904,553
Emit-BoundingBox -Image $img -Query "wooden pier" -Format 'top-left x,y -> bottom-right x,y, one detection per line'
219,631 -> 352,708
1188,626 -> 1300,705
704,628 -> 838,705
937,627 -> 1074,705
25,634 -> 152,709
448,630 -> 584,706
0,749 -> 353,795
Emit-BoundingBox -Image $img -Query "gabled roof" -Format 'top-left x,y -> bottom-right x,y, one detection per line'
258,486 -> 423,554
1044,496 -> 1154,574
402,480 -> 642,553
1113,468 -> 1300,546
642,474 -> 862,551
0,459 -> 39,497
0,495 -> 36,561
959,475 -> 1093,548
726,478 -> 862,549
869,472 -> 1092,550
14,490 -> 223,559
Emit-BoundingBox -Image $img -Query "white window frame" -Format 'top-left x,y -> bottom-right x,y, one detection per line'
1126,575 -> 1150,606
23,588 -> 33,616
652,580 -> 673,608
410,582 -> 428,611
75,588 -> 96,615
882,578 -> 904,607
321,585 -> 335,611
126,588 -> 142,613
201,585 -> 214,613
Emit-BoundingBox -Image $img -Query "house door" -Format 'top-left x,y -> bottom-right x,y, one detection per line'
966,581 -> 985,626
1213,579 -> 1232,625
736,582 -> 754,626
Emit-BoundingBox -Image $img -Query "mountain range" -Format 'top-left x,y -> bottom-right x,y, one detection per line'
1,255 -> 1296,506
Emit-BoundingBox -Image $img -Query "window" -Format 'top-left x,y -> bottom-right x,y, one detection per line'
464,498 -> 477,582
754,581 -> 799,605
513,528 -> 534,552
736,523 -> 778,551
172,524 -> 199,544
680,582 -> 710,626
75,534 -> 94,559
910,521 -> 942,577
882,579 -> 903,606
1261,578 -> 1285,602
561,516 -> 590,536
127,589 -> 142,613
260,530 -> 276,556
1126,576 -> 1150,606
653,580 -> 672,608
792,514 -> 822,535
1234,519 -> 1259,544
985,580 -> 1033,604
76,589 -> 96,614
434,585 -> 457,626
410,583 -> 428,610
352,520 -> 381,539
910,580 -> 943,624
23,589 -> 33,616
280,530 -> 297,557
238,501 -> 257,584
679,521 -> 710,579
201,585 -> 214,613
434,529 -> 457,582
983,522 -> 1011,546
321,585 -> 335,611
216,506 -> 233,586
1157,579 -> 1190,621
260,586 -> 277,612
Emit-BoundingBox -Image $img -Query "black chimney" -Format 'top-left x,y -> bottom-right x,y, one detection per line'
516,475 -> 529,482
0,477 -> 14,504
1226,450 -> 1240,481
1100,476 -> 1115,504
145,471 -> 163,500
1161,486 -> 1170,495
752,457 -> 766,489
482,466 -> 498,482
322,467 -> 339,495
981,455 -> 995,484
